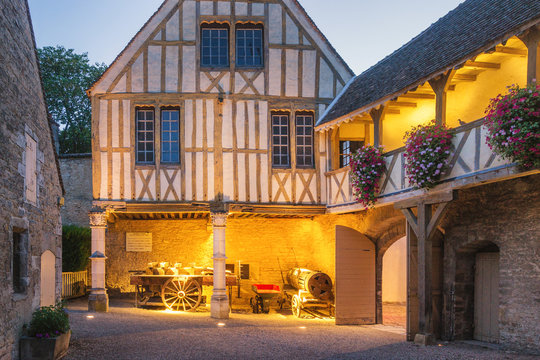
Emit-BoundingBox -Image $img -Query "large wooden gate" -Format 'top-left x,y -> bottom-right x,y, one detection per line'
474,252 -> 500,343
335,226 -> 375,325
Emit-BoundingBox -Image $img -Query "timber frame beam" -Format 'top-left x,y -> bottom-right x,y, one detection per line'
518,25 -> 540,85
370,105 -> 387,148
428,70 -> 456,126
395,190 -> 456,345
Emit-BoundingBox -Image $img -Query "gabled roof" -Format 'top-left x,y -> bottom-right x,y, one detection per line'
89,0 -> 354,95
317,0 -> 540,129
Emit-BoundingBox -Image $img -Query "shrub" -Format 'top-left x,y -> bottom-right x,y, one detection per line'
484,82 -> 540,170
404,120 -> 454,189
350,145 -> 386,208
28,302 -> 70,338
62,225 -> 91,272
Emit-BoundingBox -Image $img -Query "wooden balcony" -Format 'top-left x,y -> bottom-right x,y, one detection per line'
325,119 -> 538,214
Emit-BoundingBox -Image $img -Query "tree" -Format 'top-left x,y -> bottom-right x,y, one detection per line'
38,46 -> 107,154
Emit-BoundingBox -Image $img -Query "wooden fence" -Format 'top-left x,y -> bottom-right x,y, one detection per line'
61,271 -> 88,299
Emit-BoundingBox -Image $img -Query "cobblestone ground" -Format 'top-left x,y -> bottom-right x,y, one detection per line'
64,297 -> 535,360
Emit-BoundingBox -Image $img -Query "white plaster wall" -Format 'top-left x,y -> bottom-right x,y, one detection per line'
206,100 -> 215,148
319,59 -> 334,98
112,74 -> 126,93
165,46 -> 179,92
285,49 -> 299,97
235,2 -> 247,16
183,1 -> 197,41
131,54 -> 144,92
258,101 -> 268,150
111,100 -> 119,147
184,99 -> 193,148
302,50 -> 316,98
268,4 -> 282,44
236,101 -> 245,148
112,152 -> 121,200
223,152 -> 234,201
195,99 -> 204,148
200,1 -> 213,15
222,99 -> 233,149
382,236 -> 407,303
99,100 -> 108,146
269,49 -> 282,96
249,153 -> 258,201
100,152 -> 108,199
123,152 -> 131,199
166,10 -> 180,41
182,46 -> 196,92
148,46 -> 162,92
285,14 -> 299,44
252,3 -> 265,16
237,153 -> 246,201
247,101 -> 256,149
217,1 -> 231,15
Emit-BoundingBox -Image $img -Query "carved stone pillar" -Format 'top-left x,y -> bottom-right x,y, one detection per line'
88,208 -> 108,312
210,211 -> 229,319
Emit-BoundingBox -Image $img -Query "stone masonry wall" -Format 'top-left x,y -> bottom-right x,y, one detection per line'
0,1 -> 63,358
442,174 -> 540,354
59,155 -> 92,227
105,206 -> 403,307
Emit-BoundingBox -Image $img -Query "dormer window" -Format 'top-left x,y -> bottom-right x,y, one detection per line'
201,23 -> 229,68
236,23 -> 263,68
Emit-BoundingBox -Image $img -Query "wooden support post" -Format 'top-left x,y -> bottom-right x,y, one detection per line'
370,105 -> 387,148
428,70 -> 455,126
518,25 -> 540,85
396,190 -> 455,345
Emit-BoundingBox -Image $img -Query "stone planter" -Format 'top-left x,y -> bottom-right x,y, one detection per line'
20,330 -> 71,360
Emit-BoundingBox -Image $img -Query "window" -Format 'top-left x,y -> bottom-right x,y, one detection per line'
161,109 -> 180,164
339,140 -> 364,168
296,113 -> 314,168
272,113 -> 290,167
136,108 -> 155,164
12,230 -> 28,294
201,23 -> 229,67
236,24 -> 263,68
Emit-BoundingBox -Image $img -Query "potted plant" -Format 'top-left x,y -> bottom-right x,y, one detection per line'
484,81 -> 540,170
350,145 -> 386,208
403,120 -> 454,189
20,302 -> 71,360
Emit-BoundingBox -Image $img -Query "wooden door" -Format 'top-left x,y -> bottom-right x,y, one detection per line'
41,250 -> 56,307
335,226 -> 375,325
474,252 -> 499,343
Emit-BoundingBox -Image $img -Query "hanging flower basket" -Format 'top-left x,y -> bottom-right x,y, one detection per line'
350,145 -> 386,208
483,82 -> 540,170
404,120 -> 454,189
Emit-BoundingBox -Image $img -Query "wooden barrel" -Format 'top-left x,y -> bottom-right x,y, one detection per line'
286,268 -> 333,301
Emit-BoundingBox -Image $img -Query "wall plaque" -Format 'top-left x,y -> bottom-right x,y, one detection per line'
126,232 -> 152,252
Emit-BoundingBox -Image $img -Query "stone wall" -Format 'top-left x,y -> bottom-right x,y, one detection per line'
59,155 -> 92,227
0,1 -> 63,358
104,206 -> 404,307
442,174 -> 540,354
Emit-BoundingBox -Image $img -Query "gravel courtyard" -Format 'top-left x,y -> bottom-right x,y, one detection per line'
64,298 -> 534,360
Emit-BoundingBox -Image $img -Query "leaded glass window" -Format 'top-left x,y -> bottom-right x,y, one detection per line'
236,24 -> 263,68
272,113 -> 290,167
136,109 -> 155,164
339,140 -> 364,168
296,113 -> 314,168
161,109 -> 180,164
201,24 -> 229,67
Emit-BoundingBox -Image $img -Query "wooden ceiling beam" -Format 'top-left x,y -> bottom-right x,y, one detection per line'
464,61 -> 501,69
453,73 -> 477,81
400,93 -> 436,100
493,45 -> 527,56
389,100 -> 418,108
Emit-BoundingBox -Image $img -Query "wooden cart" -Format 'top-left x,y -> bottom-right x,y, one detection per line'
130,273 -> 237,312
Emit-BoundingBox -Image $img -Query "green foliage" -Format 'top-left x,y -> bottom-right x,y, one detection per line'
350,145 -> 386,208
38,46 -> 107,154
28,302 -> 70,338
62,225 -> 91,272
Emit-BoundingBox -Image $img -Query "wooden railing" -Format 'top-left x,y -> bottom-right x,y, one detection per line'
61,271 -> 88,299
325,119 -> 520,210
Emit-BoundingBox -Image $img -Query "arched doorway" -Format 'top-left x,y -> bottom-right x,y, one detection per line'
382,236 -> 407,327
453,241 -> 500,343
335,226 -> 375,325
40,250 -> 56,307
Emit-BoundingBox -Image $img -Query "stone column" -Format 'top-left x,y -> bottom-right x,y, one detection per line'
211,211 -> 229,319
88,208 -> 108,312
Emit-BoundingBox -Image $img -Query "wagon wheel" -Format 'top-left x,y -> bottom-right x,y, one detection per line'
291,294 -> 304,318
161,278 -> 202,312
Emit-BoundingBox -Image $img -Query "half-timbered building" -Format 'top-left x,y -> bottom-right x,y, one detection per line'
88,0 -> 539,353
87,0 -> 353,317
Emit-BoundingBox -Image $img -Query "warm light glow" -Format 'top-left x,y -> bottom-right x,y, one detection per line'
217,322 -> 226,327
86,315 -> 95,319
298,326 -> 307,329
